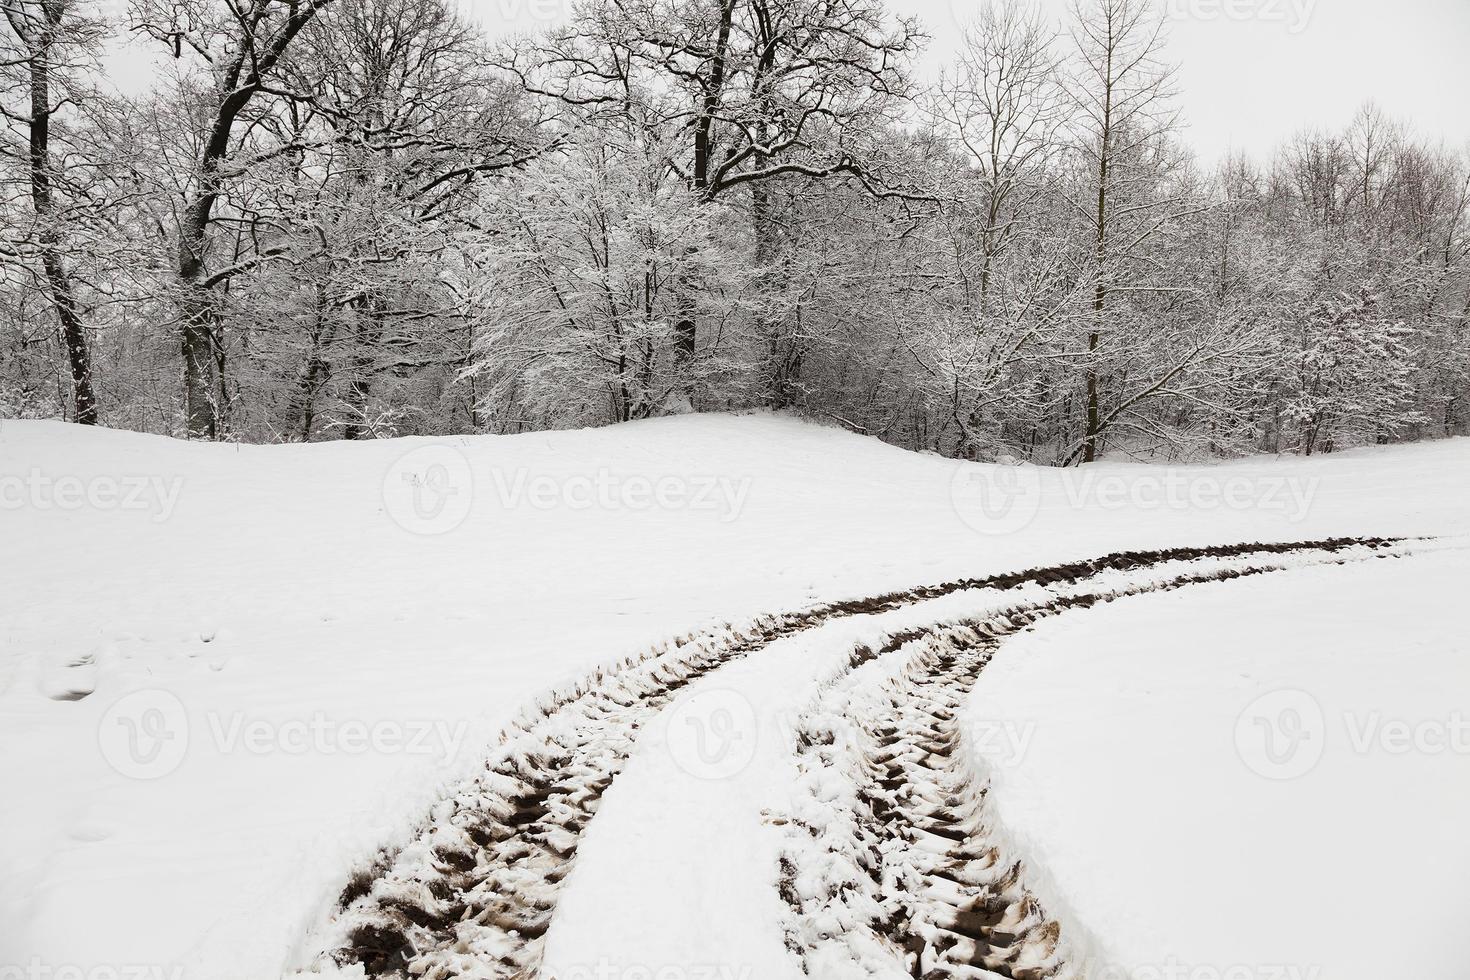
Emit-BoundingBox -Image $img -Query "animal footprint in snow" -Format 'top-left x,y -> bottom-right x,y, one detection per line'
40,652 -> 98,701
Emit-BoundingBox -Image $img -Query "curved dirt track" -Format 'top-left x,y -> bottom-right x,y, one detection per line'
307,537 -> 1401,979
776,550 -> 1412,980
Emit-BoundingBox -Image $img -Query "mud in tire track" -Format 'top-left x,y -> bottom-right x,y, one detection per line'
777,542 -> 1411,980
311,537 -> 1396,979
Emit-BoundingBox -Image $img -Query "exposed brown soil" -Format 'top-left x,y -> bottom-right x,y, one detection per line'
779,540 -> 1406,980
329,536 -> 1398,978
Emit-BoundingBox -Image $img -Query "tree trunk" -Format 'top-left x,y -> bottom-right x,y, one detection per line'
22,3 -> 98,425
169,0 -> 329,438
285,286 -> 334,440
342,294 -> 385,439
1083,328 -> 1100,462
41,251 -> 96,426
178,203 -> 220,439
672,0 -> 736,386
752,181 -> 794,406
1082,39 -> 1114,466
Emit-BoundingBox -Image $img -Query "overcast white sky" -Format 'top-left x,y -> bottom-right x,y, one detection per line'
106,0 -> 1468,166
888,0 -> 1469,164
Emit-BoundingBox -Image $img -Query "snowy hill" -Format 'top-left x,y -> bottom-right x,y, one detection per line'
2,414 -> 1467,979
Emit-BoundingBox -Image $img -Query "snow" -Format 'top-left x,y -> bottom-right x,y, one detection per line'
542,587 -> 1063,980
966,548 -> 1470,980
1,413 -> 1467,979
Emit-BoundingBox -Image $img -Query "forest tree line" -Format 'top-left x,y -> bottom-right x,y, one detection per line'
3,0 -> 1467,461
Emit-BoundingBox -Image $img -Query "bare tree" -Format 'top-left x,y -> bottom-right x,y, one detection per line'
932,0 -> 1064,308
500,0 -> 923,405
1064,0 -> 1198,463
272,0 -> 544,438
1344,100 -> 1398,222
1,0 -> 101,423
131,0 -> 333,438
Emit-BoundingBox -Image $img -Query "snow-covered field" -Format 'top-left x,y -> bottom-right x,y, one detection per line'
968,550 -> 1470,980
2,413 -> 1467,980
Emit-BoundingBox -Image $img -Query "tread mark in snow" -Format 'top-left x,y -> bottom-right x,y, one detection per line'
309,537 -> 1398,979
777,543 -> 1410,980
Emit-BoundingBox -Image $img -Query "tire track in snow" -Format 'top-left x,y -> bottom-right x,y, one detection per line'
777,541 -> 1413,980
305,537 -> 1395,979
